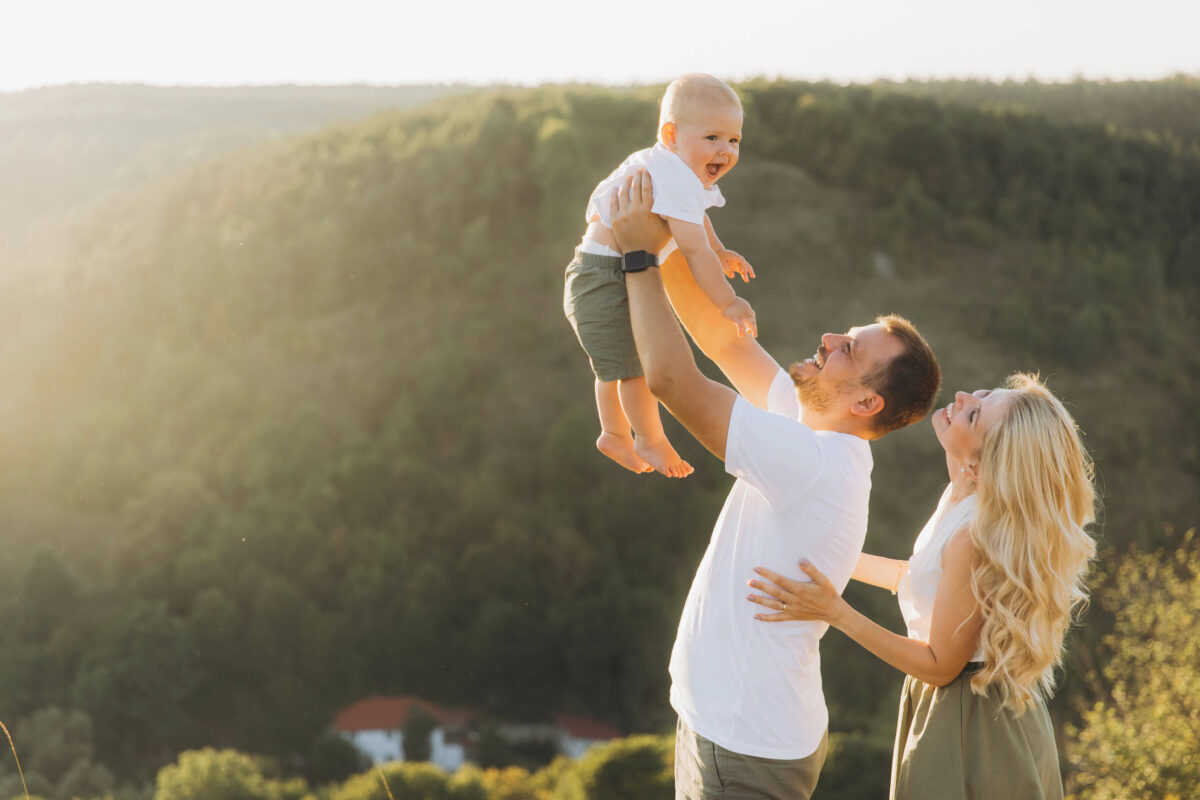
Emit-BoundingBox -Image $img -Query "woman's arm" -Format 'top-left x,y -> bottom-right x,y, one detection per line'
749,529 -> 983,686
851,553 -> 908,593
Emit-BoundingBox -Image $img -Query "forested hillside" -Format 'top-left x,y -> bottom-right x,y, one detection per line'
874,74 -> 1200,146
0,83 -> 464,258
0,80 -> 1197,793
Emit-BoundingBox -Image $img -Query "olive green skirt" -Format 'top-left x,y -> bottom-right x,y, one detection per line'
890,667 -> 1064,800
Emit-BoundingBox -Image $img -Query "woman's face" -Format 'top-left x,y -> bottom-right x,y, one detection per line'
932,388 -> 1014,467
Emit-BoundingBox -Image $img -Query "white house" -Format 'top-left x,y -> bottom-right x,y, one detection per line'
333,695 -> 473,772
333,695 -> 622,769
553,714 -> 622,759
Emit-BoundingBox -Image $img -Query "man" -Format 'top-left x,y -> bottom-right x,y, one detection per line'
610,170 -> 942,799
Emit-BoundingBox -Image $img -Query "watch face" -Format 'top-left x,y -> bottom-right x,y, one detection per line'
623,251 -> 657,272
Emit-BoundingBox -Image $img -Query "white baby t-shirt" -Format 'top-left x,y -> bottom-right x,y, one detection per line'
584,142 -> 726,261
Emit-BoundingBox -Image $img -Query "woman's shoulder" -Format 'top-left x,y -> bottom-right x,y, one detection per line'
941,523 -> 981,574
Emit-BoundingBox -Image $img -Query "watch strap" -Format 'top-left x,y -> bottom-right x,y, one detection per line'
621,250 -> 659,273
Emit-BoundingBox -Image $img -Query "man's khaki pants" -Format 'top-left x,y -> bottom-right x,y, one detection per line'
675,718 -> 827,799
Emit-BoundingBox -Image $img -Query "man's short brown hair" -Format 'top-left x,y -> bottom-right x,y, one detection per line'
864,315 -> 941,435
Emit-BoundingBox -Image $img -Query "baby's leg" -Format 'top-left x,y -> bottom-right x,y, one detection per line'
619,377 -> 694,478
595,380 -> 653,474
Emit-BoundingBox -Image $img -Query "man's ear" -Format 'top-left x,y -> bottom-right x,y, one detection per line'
849,391 -> 884,419
660,122 -> 677,148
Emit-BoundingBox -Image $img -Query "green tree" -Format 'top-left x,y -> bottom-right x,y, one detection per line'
330,762 -> 450,800
402,707 -> 437,763
813,731 -> 892,799
470,765 -> 541,800
153,748 -> 310,800
71,603 -> 197,773
305,733 -> 368,787
568,735 -> 673,800
1066,529 -> 1200,799
0,706 -> 116,800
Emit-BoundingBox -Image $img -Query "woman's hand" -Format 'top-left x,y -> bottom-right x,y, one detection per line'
747,559 -> 845,624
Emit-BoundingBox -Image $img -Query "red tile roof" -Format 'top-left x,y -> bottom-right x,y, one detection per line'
333,695 -> 465,732
554,714 -> 622,741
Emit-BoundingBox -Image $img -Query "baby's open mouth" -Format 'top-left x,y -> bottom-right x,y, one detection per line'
706,163 -> 722,178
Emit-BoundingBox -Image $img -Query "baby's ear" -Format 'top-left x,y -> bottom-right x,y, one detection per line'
659,122 -> 677,148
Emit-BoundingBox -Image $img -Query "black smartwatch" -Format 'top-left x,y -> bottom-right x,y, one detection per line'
621,250 -> 659,273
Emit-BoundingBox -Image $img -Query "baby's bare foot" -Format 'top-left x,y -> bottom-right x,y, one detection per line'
597,432 -> 654,474
635,436 -> 694,478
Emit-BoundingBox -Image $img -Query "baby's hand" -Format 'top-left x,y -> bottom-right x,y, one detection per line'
719,249 -> 756,283
722,297 -> 758,338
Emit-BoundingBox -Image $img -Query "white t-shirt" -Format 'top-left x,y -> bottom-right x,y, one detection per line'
669,369 -> 873,760
896,487 -> 985,662
583,142 -> 726,261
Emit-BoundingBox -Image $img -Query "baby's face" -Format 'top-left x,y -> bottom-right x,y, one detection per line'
667,105 -> 742,188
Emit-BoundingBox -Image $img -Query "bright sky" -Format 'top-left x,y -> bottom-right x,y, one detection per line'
2,0 -> 1196,91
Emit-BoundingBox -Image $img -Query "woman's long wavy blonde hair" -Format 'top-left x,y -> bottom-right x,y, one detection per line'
968,373 -> 1098,713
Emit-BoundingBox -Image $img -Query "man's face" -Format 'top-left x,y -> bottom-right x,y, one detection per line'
665,106 -> 742,189
787,323 -> 903,414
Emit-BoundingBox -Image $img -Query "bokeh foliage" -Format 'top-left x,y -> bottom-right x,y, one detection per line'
1066,529 -> 1200,800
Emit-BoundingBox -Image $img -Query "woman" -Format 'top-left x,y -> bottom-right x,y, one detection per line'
747,374 -> 1097,800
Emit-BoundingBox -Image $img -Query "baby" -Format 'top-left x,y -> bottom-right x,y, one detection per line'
563,74 -> 757,478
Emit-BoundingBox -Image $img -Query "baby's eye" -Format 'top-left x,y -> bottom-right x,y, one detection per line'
706,135 -> 718,141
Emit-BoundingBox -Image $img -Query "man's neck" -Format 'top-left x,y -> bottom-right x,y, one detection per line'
799,408 -> 874,440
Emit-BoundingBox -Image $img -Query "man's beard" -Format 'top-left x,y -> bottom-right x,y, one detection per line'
791,368 -> 838,414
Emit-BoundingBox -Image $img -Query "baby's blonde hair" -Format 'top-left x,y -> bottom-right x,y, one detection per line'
968,373 -> 1098,713
658,74 -> 742,142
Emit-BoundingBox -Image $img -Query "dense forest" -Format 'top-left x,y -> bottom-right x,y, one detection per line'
0,84 -> 465,258
0,78 -> 1198,798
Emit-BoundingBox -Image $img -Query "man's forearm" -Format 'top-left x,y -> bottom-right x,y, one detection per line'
661,251 -> 739,355
659,253 -> 776,407
625,268 -> 697,404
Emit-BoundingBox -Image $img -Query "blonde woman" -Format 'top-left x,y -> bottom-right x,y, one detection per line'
747,374 -> 1097,799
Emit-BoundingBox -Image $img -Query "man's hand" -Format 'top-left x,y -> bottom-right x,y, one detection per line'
721,297 -> 758,338
718,249 -> 756,283
610,170 -> 672,254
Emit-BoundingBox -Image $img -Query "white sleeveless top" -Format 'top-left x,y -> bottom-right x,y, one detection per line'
896,486 -> 985,662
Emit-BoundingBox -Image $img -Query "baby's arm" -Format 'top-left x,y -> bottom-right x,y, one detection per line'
703,214 -> 755,283
668,218 -> 757,337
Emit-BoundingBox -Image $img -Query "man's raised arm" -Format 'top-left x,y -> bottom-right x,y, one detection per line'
612,172 -> 740,461
613,173 -> 781,409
